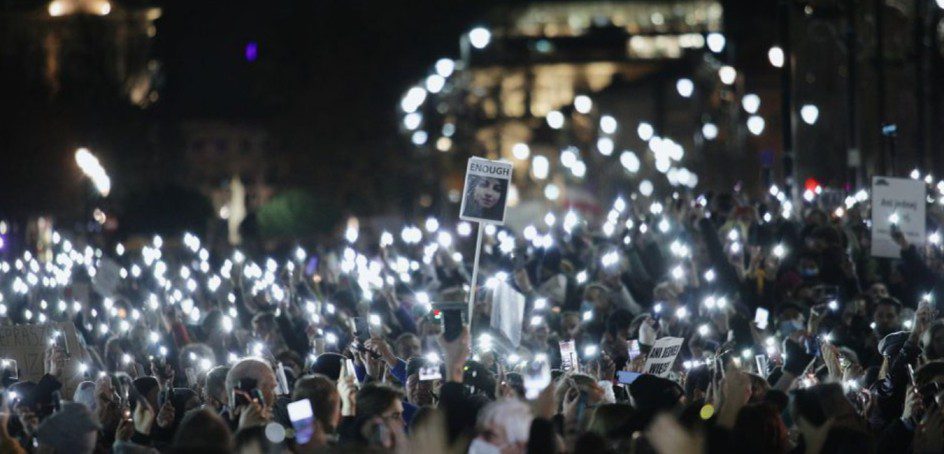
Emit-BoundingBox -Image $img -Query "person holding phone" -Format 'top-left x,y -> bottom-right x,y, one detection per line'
224,358 -> 278,431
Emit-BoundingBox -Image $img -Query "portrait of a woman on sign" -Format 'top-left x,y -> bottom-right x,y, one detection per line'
460,174 -> 508,223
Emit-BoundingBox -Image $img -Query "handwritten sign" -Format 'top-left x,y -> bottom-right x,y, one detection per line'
0,322 -> 88,394
871,176 -> 926,258
643,336 -> 684,377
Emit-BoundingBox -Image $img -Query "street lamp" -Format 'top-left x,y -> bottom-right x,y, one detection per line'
74,148 -> 111,197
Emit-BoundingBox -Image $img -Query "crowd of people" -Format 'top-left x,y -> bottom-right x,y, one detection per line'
1,181 -> 944,454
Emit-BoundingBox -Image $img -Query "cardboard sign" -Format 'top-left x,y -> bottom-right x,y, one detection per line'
0,322 -> 88,394
871,176 -> 926,258
643,336 -> 684,377
459,157 -> 513,225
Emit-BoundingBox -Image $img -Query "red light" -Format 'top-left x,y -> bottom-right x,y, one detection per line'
804,178 -> 820,192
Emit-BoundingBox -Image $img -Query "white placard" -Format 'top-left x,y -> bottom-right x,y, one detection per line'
643,336 -> 684,377
490,281 -> 526,348
459,157 -> 513,225
871,176 -> 926,258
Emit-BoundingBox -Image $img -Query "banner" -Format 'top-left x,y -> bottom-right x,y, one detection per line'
459,157 -> 513,225
643,336 -> 684,377
871,176 -> 926,258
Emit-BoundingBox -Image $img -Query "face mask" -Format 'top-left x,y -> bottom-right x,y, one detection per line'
468,438 -> 503,454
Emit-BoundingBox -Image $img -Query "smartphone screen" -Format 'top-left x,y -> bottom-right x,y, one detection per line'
616,370 -> 641,385
287,399 -> 315,444
304,257 -> 319,276
559,340 -> 577,372
754,307 -> 770,330
523,360 -> 551,399
442,309 -> 463,342
353,317 -> 371,343
627,340 -> 641,362
419,364 -> 442,381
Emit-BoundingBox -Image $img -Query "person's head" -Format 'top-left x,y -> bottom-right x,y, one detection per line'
587,403 -> 636,439
872,297 -> 902,337
34,402 -> 101,454
652,282 -> 680,309
474,399 -> 533,452
867,283 -> 889,303
234,425 -> 280,454
204,366 -> 230,410
226,358 -> 278,410
734,402 -> 789,454
173,408 -> 234,452
584,284 -> 611,313
469,175 -> 503,211
133,376 -> 161,411
251,311 -> 278,343
605,309 -> 634,341
395,333 -> 422,359
73,381 -> 97,412
355,382 -> 405,431
921,320 -> 944,361
292,374 -> 342,433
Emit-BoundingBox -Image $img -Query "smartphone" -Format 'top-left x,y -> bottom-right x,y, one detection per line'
559,340 -> 577,372
754,307 -> 770,330
288,399 -> 316,445
627,340 -> 641,362
304,256 -> 319,276
523,360 -> 551,399
442,308 -> 463,342
419,364 -> 442,381
755,354 -> 769,378
616,370 -> 642,385
51,390 -> 62,412
907,364 -> 917,388
52,332 -> 70,356
276,362 -> 290,395
0,359 -> 18,380
354,317 -> 371,343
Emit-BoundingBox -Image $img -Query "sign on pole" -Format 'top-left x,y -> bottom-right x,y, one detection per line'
459,157 -> 513,225
870,176 -> 926,258
460,157 -> 513,329
643,336 -> 684,377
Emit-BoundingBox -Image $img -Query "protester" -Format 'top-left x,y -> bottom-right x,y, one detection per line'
1,181 -> 944,454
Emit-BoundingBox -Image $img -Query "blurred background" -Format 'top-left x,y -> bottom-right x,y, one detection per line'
0,0 -> 942,250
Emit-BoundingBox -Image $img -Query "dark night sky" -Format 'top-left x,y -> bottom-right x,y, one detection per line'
152,0 -> 496,139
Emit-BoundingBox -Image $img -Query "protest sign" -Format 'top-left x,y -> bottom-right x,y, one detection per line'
490,281 -> 525,347
870,176 -> 926,258
0,322 -> 88,395
643,336 -> 684,377
459,157 -> 513,225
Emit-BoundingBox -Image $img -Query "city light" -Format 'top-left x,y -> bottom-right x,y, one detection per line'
718,66 -> 736,85
706,33 -> 726,53
701,123 -> 718,140
637,122 -> 654,141
800,104 -> 820,125
574,95 -> 593,114
620,151 -> 640,173
747,116 -> 765,135
600,115 -> 618,134
546,110 -> 564,129
469,27 -> 491,49
75,148 -> 111,197
768,46 -> 785,68
531,155 -> 549,180
434,58 -> 455,78
741,94 -> 760,114
512,143 -> 530,160
676,78 -> 694,98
